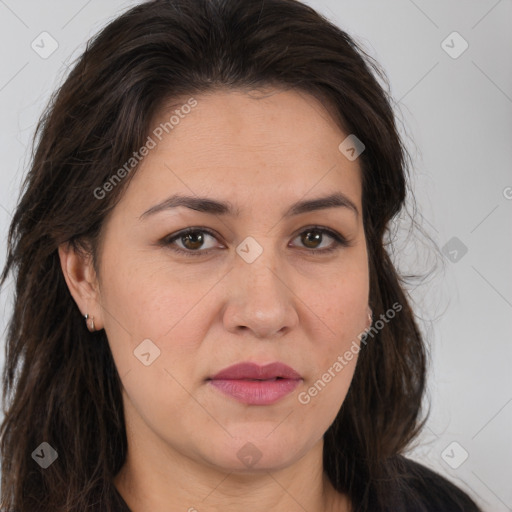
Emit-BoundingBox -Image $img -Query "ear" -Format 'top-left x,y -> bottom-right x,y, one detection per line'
58,241 -> 104,331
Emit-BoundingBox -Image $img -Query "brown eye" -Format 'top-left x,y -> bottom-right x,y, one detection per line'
291,227 -> 347,253
181,231 -> 206,250
301,230 -> 324,249
163,228 -> 222,257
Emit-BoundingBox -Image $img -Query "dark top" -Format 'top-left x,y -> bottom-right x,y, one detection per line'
110,456 -> 482,512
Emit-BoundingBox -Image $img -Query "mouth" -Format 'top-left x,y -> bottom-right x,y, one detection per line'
208,362 -> 302,405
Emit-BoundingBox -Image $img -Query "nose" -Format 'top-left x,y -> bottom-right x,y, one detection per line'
222,249 -> 299,339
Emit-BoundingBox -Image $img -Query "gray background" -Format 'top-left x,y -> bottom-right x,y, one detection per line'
0,1 -> 511,510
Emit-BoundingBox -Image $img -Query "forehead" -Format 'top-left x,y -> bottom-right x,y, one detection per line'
120,88 -> 363,215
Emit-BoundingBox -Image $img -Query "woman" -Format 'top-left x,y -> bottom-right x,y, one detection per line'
0,0 -> 483,511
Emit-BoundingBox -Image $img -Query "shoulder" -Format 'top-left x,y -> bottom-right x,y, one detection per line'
391,455 -> 482,512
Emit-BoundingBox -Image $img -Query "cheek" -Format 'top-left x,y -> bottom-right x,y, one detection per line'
98,247 -> 226,394
296,265 -> 368,417
307,267 -> 369,347
100,250 -> 212,341
295,349 -> 358,445
99,262 -> 214,430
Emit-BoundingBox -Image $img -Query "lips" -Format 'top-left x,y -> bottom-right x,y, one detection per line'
210,362 -> 302,381
208,362 -> 302,405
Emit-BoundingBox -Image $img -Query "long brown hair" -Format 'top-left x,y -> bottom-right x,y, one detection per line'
0,1 -> 459,510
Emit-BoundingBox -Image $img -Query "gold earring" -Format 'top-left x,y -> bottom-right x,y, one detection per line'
84,313 -> 95,332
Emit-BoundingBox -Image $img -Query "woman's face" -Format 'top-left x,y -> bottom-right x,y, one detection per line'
95,89 -> 369,472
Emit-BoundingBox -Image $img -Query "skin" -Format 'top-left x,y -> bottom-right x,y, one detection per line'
59,88 -> 371,512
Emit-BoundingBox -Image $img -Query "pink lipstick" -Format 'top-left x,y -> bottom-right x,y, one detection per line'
208,362 -> 302,405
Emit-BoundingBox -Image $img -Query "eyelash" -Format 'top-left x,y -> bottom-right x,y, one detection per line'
161,226 -> 352,258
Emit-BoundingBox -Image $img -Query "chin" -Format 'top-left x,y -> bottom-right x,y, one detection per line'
197,429 -> 312,473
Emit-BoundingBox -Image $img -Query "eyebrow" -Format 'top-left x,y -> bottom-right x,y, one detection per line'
139,192 -> 359,219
